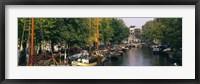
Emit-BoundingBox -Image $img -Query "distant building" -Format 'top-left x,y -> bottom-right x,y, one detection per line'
128,26 -> 142,44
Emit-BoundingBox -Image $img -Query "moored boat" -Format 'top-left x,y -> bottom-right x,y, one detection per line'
71,56 -> 98,66
77,61 -> 97,66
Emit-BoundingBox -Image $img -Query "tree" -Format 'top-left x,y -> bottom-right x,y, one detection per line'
99,18 -> 114,45
110,18 -> 130,44
18,18 -> 32,51
34,18 -> 58,53
141,18 -> 182,50
18,18 -> 130,55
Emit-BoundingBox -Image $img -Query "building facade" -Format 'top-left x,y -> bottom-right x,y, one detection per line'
128,26 -> 142,44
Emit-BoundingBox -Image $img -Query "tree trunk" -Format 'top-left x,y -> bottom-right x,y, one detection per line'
67,43 -> 70,56
51,40 -> 54,54
64,45 -> 67,60
89,44 -> 92,56
20,22 -> 26,51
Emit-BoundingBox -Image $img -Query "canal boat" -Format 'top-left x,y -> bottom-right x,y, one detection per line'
110,53 -> 119,60
94,50 -> 107,65
162,48 -> 171,53
71,50 -> 107,66
122,46 -> 129,52
117,47 -> 124,56
153,46 -> 160,54
109,49 -> 118,60
117,50 -> 124,56
152,44 -> 167,54
77,62 -> 97,66
109,49 -> 124,61
98,44 -> 109,54
71,56 -> 98,66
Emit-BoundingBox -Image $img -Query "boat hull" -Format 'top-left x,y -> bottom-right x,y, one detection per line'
77,62 -> 97,66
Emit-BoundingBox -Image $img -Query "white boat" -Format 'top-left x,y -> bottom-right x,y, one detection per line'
71,56 -> 98,66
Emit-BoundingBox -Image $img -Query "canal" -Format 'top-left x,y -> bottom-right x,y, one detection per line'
104,47 -> 174,66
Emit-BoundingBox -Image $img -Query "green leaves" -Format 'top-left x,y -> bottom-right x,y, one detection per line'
141,18 -> 182,50
18,18 -> 130,50
110,18 -> 129,44
99,18 -> 114,45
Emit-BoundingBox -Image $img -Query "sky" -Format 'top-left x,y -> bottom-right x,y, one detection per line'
121,18 -> 154,28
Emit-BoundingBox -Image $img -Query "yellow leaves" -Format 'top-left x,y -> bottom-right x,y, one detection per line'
87,18 -> 102,44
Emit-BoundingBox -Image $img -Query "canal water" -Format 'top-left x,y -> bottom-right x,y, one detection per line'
104,47 -> 173,66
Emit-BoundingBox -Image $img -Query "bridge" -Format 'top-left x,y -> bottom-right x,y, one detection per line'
131,43 -> 145,48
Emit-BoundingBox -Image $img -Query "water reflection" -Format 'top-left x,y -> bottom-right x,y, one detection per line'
104,47 -> 173,66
